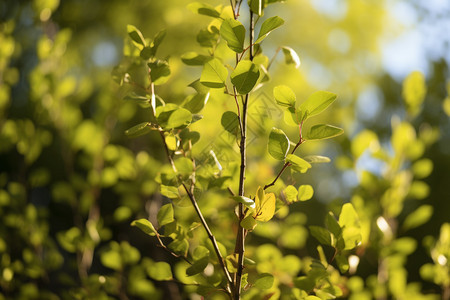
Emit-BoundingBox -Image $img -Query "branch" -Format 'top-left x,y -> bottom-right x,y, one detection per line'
264,122 -> 305,190
155,232 -> 193,265
233,9 -> 255,300
158,131 -> 234,295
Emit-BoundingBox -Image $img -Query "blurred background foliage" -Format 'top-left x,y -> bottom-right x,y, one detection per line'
0,0 -> 449,299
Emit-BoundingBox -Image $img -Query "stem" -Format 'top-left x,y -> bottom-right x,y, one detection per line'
264,134 -> 304,190
233,10 -> 255,300
267,47 -> 282,71
158,130 -> 234,295
155,233 -> 193,265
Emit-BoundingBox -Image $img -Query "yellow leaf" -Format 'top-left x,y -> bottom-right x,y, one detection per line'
253,187 -> 276,222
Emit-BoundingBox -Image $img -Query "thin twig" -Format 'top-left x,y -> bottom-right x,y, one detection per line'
264,122 -> 305,190
267,47 -> 282,71
233,10 -> 255,300
158,130 -> 234,296
155,233 -> 193,265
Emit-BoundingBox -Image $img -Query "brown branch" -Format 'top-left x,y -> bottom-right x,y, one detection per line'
158,130 -> 234,295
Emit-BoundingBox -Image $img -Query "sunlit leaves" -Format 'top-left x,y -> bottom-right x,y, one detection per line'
157,204 -> 174,227
255,273 -> 274,289
233,196 -> 256,209
298,91 -> 337,120
281,46 -> 300,68
156,105 -> 192,129
298,185 -> 314,201
338,203 -> 362,250
220,18 -> 246,53
182,92 -> 209,113
231,60 -> 260,94
200,58 -> 228,88
306,124 -> 344,140
253,187 -> 276,222
186,256 -> 209,276
187,2 -> 221,18
283,185 -> 298,203
286,154 -> 311,173
241,214 -> 257,231
255,16 -> 285,44
131,219 -> 157,236
402,71 -> 426,116
303,155 -> 331,164
309,226 -> 332,246
273,85 -> 296,107
181,52 -> 211,65
221,111 -> 239,135
148,261 -> 173,280
127,24 -> 146,49
148,60 -> 171,85
402,205 -> 433,231
174,157 -> 194,176
125,122 -> 154,138
412,158 -> 433,179
268,128 -> 289,160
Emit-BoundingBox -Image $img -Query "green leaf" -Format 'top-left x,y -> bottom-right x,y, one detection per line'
298,91 -> 337,120
303,155 -> 331,164
309,226 -> 332,246
231,60 -> 260,95
157,204 -> 174,226
232,196 -> 255,209
123,93 -> 150,108
160,185 -> 179,199
148,261 -> 173,281
335,254 -> 349,273
255,273 -> 274,289
221,111 -> 240,135
125,122 -> 154,138
253,189 -> 276,222
284,185 -> 298,203
148,60 -> 171,85
293,276 -> 315,292
402,205 -> 433,231
325,212 -> 342,239
181,52 -> 211,65
131,219 -> 157,236
338,203 -> 361,250
281,46 -> 301,68
197,29 -> 218,48
150,29 -> 166,56
298,185 -> 314,201
249,0 -> 264,16
402,71 -> 426,116
241,214 -> 257,231
220,18 -> 246,53
187,2 -> 221,18
182,93 -> 209,113
169,238 -> 189,256
127,24 -> 146,49
192,246 -> 210,260
273,85 -> 296,107
268,128 -> 290,160
156,105 -> 192,129
174,157 -> 194,176
186,256 -> 209,276
200,58 -> 228,88
100,249 -> 122,270
255,16 -> 285,44
306,124 -> 344,140
286,154 -> 312,173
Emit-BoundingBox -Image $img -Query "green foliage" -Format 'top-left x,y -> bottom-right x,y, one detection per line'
1,0 -> 448,299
